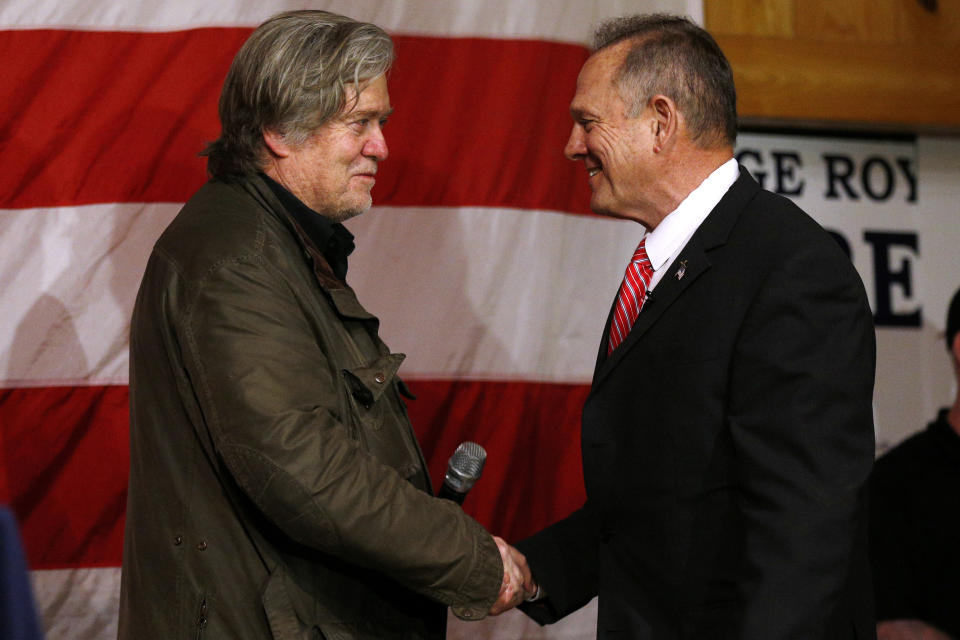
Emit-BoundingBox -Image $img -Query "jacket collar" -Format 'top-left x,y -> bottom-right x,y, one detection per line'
239,174 -> 377,322
259,172 -> 355,281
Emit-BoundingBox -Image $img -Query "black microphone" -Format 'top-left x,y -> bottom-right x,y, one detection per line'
437,442 -> 487,505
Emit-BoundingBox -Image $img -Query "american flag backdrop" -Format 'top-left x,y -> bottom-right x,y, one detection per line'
1,1 -> 699,638
8,2 -> 960,639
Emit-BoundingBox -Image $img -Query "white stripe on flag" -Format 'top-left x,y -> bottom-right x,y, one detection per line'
0,203 -> 180,388
31,567 -> 121,640
2,0 -> 701,38
1,204 -> 642,387
348,206 -> 641,382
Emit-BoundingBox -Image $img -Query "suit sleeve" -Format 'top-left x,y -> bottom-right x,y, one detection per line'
727,237 -> 876,638
514,501 -> 600,624
174,254 -> 502,615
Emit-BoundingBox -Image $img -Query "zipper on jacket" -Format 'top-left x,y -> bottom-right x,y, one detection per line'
194,597 -> 208,640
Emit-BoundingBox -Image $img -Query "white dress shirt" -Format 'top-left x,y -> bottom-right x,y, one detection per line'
643,158 -> 740,291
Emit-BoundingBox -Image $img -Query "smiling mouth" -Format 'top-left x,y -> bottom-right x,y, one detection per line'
588,167 -> 601,177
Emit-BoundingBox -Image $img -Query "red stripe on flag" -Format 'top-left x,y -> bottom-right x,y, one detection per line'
2,29 -> 592,214
383,37 -> 592,214
407,379 -> 588,542
1,28 -> 247,209
1,379 -> 587,568
0,385 -> 129,570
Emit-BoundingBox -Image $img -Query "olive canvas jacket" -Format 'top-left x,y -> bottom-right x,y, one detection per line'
118,174 -> 502,640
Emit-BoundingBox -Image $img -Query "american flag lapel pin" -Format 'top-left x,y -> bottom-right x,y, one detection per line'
675,260 -> 687,280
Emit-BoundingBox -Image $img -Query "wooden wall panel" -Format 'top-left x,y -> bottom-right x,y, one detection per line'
793,1 -> 901,43
893,1 -> 960,42
704,0 -> 960,131
704,0 -> 794,37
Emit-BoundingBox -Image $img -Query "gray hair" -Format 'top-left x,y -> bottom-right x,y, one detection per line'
593,14 -> 737,148
202,10 -> 394,178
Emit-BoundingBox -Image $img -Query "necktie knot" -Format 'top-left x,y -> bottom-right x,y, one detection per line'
607,238 -> 654,356
630,244 -> 650,265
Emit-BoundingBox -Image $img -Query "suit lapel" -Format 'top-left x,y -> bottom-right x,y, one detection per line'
592,298 -> 617,375
591,234 -> 711,389
589,167 -> 762,392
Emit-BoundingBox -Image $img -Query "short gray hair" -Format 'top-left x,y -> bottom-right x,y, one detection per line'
593,14 -> 736,148
202,10 -> 394,178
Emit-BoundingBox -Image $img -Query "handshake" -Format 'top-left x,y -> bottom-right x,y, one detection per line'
489,536 -> 538,616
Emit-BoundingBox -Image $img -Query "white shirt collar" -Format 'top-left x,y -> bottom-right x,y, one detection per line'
644,158 -> 739,286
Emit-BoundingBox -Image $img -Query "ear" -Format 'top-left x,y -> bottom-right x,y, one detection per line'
648,94 -> 678,153
262,129 -> 292,158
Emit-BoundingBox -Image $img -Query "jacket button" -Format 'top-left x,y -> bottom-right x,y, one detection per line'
174,535 -> 183,546
374,373 -> 385,384
197,540 -> 208,551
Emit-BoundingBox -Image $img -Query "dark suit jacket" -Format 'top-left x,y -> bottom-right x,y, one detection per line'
518,168 -> 877,640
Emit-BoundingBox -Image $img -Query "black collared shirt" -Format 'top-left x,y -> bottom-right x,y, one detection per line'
260,173 -> 355,281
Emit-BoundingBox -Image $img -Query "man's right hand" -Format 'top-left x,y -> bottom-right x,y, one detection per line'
489,536 -> 537,615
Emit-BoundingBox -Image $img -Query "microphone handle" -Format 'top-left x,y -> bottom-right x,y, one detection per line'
437,482 -> 468,505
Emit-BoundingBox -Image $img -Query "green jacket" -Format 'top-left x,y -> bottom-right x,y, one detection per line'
119,175 -> 502,640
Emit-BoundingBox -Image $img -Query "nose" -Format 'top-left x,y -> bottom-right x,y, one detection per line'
564,123 -> 586,161
364,125 -> 388,161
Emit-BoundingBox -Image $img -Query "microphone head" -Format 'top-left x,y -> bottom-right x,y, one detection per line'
444,442 -> 487,493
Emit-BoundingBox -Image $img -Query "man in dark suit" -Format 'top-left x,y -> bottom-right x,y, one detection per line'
514,14 -> 877,639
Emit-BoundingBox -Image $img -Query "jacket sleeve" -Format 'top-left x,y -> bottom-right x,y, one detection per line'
727,236 -> 876,639
174,252 -> 501,616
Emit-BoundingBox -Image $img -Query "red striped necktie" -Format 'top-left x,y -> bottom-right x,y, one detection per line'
607,238 -> 654,355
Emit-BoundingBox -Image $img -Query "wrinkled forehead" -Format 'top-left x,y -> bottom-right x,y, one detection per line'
336,74 -> 392,118
576,43 -> 631,98
585,40 -> 633,78
570,46 -> 628,114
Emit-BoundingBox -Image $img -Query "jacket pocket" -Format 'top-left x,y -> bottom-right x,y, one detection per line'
341,353 -> 406,432
341,354 -> 424,482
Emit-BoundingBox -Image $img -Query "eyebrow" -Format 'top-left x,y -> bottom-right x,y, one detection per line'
347,107 -> 394,120
570,107 -> 595,120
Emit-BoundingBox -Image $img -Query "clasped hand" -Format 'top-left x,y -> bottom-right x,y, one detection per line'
489,536 -> 537,615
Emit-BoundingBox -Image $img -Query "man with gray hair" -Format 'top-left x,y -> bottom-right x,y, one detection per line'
119,10 -> 528,639
514,14 -> 876,639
